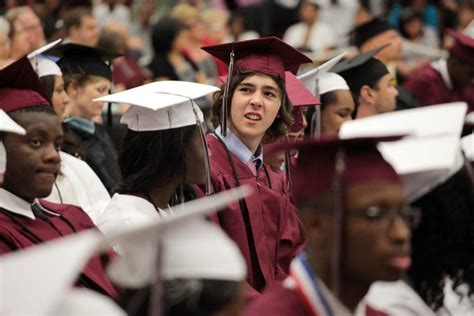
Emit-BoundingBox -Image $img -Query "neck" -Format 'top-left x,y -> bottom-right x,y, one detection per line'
227,126 -> 263,155
146,180 -> 180,210
312,257 -> 369,311
64,101 -> 87,120
355,102 -> 376,119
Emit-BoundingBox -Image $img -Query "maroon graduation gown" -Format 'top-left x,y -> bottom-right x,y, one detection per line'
403,63 -> 474,113
244,283 -> 389,316
0,200 -> 118,299
196,135 -> 306,298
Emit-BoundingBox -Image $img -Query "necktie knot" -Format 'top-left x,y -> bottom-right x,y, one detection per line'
31,203 -> 48,221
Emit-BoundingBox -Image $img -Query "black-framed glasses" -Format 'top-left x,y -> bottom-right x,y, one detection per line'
352,205 -> 422,230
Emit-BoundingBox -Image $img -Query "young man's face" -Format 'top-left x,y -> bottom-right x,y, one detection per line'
308,179 -> 411,286
73,15 -> 99,47
372,73 -> 399,114
344,180 -> 411,283
3,111 -> 63,202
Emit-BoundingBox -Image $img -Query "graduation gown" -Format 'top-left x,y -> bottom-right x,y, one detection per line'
244,254 -> 388,316
0,196 -> 117,299
46,151 -> 111,225
196,135 -> 306,297
403,61 -> 474,113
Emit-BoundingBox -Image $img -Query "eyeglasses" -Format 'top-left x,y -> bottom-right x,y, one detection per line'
352,205 -> 422,230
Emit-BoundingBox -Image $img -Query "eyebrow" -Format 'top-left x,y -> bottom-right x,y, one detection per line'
238,82 -> 281,94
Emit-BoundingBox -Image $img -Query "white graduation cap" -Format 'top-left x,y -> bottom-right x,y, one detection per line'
0,230 -> 108,316
0,109 -> 25,135
27,39 -> 63,78
103,185 -> 252,288
95,81 -> 220,131
95,81 -> 220,195
461,133 -> 473,161
0,109 -> 26,173
339,102 -> 468,202
297,52 -> 348,137
298,52 -> 348,97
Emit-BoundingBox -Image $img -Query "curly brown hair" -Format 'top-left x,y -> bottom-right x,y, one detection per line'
210,69 -> 293,144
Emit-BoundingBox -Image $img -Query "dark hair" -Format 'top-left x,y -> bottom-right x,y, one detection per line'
8,104 -> 56,118
408,165 -> 474,311
163,279 -> 242,316
63,6 -> 93,33
62,72 -> 101,91
399,8 -> 423,39
117,125 -> 198,197
211,69 -> 293,144
40,75 -> 56,100
97,30 -> 127,55
151,17 -> 185,56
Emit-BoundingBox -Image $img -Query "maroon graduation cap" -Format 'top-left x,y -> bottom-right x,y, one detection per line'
0,57 -> 51,113
203,37 -> 312,136
202,36 -> 312,80
448,30 -> 474,65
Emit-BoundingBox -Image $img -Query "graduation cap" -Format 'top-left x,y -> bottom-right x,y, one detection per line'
0,56 -> 51,113
297,53 -> 349,137
94,81 -> 220,195
331,45 -> 389,98
27,39 -> 63,78
202,37 -> 312,136
461,133 -> 473,162
448,30 -> 474,65
0,109 -> 26,173
339,102 -> 468,202
350,17 -> 395,48
0,230 -> 109,315
47,43 -> 121,81
104,186 -> 250,315
268,135 -> 402,297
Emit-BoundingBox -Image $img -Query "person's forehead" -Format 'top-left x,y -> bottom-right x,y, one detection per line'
240,74 -> 279,88
18,11 -> 38,23
346,179 -> 404,208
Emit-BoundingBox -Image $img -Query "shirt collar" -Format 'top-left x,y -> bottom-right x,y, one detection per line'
431,58 -> 453,90
64,117 -> 96,135
0,188 -> 58,219
215,126 -> 263,168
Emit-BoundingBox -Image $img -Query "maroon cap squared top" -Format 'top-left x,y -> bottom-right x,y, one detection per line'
0,57 -> 51,113
202,36 -> 312,81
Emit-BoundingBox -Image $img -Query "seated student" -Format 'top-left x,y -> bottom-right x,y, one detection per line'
299,54 -> 355,135
332,45 -> 399,119
28,42 -> 111,225
92,81 -> 218,234
403,30 -> 474,113
0,57 -> 117,299
245,136 -> 416,315
366,155 -> 474,315
200,37 -> 310,299
48,43 -> 122,194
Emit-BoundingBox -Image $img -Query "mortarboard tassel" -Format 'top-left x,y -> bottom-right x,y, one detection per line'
330,147 -> 346,297
284,136 -> 292,191
221,51 -> 235,137
311,70 -> 321,139
191,100 -> 214,195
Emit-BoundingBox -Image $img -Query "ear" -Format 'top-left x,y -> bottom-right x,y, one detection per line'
66,80 -> 80,98
359,85 -> 375,104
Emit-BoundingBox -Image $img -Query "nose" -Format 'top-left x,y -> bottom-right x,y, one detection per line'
43,143 -> 60,165
250,92 -> 263,107
392,86 -> 399,97
387,216 -> 411,246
